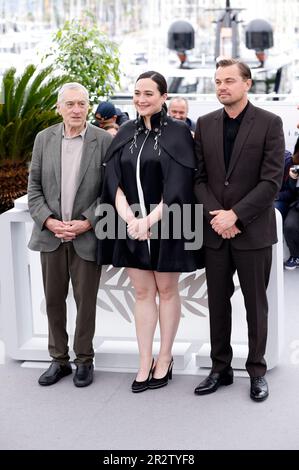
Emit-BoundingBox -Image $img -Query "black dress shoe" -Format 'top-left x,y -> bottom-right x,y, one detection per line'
131,358 -> 154,393
194,368 -> 234,395
38,362 -> 72,386
250,376 -> 269,402
148,358 -> 174,390
73,363 -> 94,387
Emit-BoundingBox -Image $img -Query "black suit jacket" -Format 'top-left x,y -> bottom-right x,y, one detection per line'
194,101 -> 285,250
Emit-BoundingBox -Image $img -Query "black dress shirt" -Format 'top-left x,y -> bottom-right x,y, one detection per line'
223,102 -> 249,172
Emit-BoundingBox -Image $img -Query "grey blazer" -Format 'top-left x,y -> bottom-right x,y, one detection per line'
27,122 -> 112,261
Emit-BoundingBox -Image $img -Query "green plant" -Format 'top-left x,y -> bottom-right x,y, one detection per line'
44,11 -> 120,107
0,64 -> 66,162
0,64 -> 67,213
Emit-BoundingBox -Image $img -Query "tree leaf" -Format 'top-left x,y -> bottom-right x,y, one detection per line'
41,11 -> 120,108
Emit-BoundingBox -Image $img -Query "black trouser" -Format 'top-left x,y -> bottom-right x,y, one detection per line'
41,243 -> 101,365
284,206 -> 299,257
205,241 -> 272,378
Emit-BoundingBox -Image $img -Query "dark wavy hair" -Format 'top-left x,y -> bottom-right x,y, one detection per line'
216,58 -> 252,80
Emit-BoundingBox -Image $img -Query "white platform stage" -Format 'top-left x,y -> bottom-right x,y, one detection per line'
0,195 -> 284,373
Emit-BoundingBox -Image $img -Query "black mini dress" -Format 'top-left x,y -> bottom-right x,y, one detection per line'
96,110 -> 204,272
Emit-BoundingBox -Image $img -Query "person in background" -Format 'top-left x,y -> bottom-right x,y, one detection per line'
27,83 -> 112,387
194,59 -> 284,402
274,150 -> 294,220
283,135 -> 299,270
168,96 -> 196,135
93,101 -> 129,128
97,71 -> 203,393
103,122 -> 119,137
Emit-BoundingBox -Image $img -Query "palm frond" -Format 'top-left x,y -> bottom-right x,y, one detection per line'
0,125 -> 6,158
1,68 -> 16,125
13,64 -> 36,120
21,65 -> 58,115
0,65 -> 66,162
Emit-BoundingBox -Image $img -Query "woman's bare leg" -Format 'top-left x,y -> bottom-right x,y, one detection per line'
153,272 -> 181,379
127,268 -> 158,381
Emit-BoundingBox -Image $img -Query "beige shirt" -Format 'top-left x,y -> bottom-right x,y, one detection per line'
61,125 -> 87,222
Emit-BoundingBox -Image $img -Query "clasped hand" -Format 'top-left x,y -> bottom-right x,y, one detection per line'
45,218 -> 91,241
127,217 -> 152,241
209,209 -> 241,239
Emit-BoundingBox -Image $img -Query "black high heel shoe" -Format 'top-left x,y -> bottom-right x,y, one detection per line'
131,358 -> 155,393
148,358 -> 174,389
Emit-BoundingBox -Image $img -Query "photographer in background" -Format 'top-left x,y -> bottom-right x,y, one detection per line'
274,150 -> 294,220
283,137 -> 299,270
92,101 -> 129,128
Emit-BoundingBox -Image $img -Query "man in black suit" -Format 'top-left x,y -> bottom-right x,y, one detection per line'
194,59 -> 285,401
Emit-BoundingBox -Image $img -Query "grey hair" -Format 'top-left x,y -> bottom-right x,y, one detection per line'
57,82 -> 89,103
168,96 -> 189,111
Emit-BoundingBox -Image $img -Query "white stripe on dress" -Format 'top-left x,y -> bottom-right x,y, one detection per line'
136,130 -> 151,255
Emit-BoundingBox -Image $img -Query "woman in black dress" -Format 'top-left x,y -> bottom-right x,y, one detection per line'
97,71 -> 203,392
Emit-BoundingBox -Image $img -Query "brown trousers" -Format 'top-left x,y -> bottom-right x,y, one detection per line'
40,243 -> 101,365
205,241 -> 272,378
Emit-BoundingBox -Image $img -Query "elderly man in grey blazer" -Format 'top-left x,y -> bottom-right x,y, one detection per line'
28,82 -> 112,387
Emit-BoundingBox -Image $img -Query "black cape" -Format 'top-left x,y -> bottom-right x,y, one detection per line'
96,113 -> 204,272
